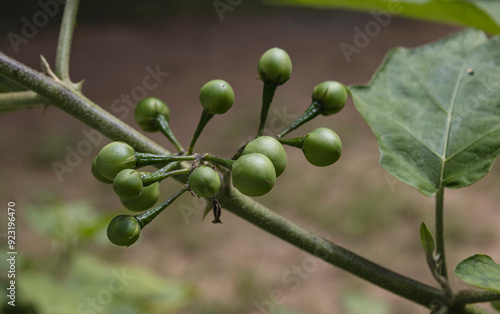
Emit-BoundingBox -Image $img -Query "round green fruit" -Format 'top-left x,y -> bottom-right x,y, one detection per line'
232,153 -> 276,197
302,128 -> 342,167
242,136 -> 287,177
134,97 -> 170,132
120,182 -> 160,212
107,215 -> 141,246
189,166 -> 221,198
113,169 -> 143,198
199,79 -> 234,114
91,157 -> 113,184
258,47 -> 292,86
96,142 -> 137,180
312,81 -> 348,115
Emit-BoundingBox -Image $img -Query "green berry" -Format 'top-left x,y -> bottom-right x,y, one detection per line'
91,157 -> 113,184
189,166 -> 221,198
96,142 -> 137,180
232,153 -> 276,197
242,136 -> 287,177
258,48 -> 292,86
312,81 -> 348,115
120,182 -> 160,212
134,97 -> 170,132
113,169 -> 143,198
199,79 -> 234,114
107,215 -> 141,246
302,127 -> 342,167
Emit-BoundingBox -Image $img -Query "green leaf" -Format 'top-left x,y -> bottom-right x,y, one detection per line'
455,254 -> 500,293
265,0 -> 500,34
349,29 -> 500,196
420,222 -> 435,257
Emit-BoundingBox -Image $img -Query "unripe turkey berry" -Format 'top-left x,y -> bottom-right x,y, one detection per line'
134,97 -> 170,132
120,182 -> 160,212
107,215 -> 141,246
258,48 -> 292,86
113,169 -> 143,198
242,136 -> 287,177
199,79 -> 234,114
91,157 -> 113,184
312,81 -> 348,115
302,127 -> 342,167
232,153 -> 276,197
96,142 -> 137,180
189,166 -> 221,198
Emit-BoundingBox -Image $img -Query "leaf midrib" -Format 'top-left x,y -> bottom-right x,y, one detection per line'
438,50 -> 473,189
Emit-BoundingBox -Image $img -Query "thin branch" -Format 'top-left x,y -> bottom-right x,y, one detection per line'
0,52 -> 166,154
0,91 -> 45,110
55,0 -> 80,83
454,290 -> 500,306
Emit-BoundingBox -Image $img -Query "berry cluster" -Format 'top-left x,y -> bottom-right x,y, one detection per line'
91,47 -> 348,247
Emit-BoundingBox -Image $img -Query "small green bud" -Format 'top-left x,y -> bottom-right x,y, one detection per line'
312,81 -> 348,115
302,127 -> 342,167
258,48 -> 292,86
113,169 -> 143,198
134,97 -> 170,132
107,215 -> 141,246
199,79 -> 235,114
189,166 -> 221,198
96,142 -> 137,180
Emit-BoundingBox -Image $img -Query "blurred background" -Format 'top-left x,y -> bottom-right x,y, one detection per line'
1,1 -> 500,313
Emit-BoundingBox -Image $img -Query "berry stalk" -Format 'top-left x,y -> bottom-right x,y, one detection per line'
188,109 -> 214,154
278,101 -> 322,138
154,114 -> 185,153
135,185 -> 189,228
257,82 -> 277,137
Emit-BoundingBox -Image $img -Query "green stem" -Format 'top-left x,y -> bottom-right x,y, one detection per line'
277,136 -> 303,149
0,91 -> 45,109
155,115 -> 185,153
202,154 -> 235,169
135,153 -> 196,167
454,290 -> 500,306
188,109 -> 214,154
0,52 -> 168,155
55,0 -> 80,84
141,168 -> 191,186
278,101 -> 322,138
436,187 -> 448,279
257,82 -> 277,137
135,185 -> 189,228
